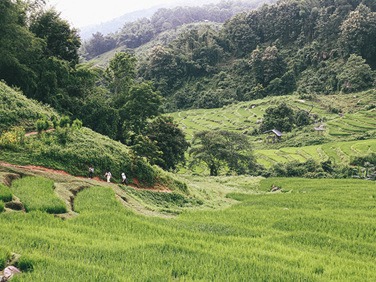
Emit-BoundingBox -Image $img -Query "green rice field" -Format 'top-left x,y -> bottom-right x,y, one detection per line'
256,139 -> 376,168
1,174 -> 376,281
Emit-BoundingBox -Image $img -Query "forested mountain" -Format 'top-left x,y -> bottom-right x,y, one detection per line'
136,0 -> 376,111
82,0 -> 275,59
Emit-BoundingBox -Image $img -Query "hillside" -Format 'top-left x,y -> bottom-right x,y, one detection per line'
0,82 -> 185,191
170,90 -> 376,172
0,83 -> 57,133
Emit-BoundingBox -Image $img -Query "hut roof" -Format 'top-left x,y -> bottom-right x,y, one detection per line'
271,129 -> 282,137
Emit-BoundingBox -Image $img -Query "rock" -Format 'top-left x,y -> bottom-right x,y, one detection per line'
3,266 -> 21,280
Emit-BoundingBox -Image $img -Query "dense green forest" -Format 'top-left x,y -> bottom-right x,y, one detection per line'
81,0 -> 276,59
0,0 -> 375,176
136,0 -> 376,111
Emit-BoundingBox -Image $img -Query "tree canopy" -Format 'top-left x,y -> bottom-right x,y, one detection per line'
190,130 -> 256,176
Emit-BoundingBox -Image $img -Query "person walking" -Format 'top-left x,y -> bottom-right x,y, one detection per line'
88,166 -> 94,178
104,171 -> 112,183
121,172 -> 127,185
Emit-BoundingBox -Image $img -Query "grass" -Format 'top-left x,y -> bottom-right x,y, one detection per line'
0,177 -> 375,280
0,82 -> 56,133
11,176 -> 67,214
253,139 -> 376,168
0,183 -> 12,202
0,247 -> 10,269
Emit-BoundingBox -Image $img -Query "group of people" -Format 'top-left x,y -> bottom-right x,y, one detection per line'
88,166 -> 127,184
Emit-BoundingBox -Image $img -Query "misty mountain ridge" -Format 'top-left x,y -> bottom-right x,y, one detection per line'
79,0 -> 225,40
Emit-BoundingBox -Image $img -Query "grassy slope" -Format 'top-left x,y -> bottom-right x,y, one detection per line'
170,90 -> 376,168
0,82 -> 56,133
0,82 -> 184,190
0,171 -> 375,281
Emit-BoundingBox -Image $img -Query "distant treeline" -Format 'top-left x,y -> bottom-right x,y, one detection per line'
82,0 -> 274,59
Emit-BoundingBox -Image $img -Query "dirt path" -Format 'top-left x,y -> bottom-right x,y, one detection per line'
0,161 -> 175,218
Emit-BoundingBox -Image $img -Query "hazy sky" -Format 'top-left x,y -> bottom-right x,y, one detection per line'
47,0 -> 177,28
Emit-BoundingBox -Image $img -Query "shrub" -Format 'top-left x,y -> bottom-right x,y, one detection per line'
35,118 -> 51,133
16,256 -> 34,272
59,116 -> 71,128
0,201 -> 4,212
0,127 -> 25,150
72,119 -> 83,130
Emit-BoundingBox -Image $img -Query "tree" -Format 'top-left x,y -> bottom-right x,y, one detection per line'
0,0 -> 44,97
30,9 -> 81,65
104,52 -> 136,99
260,102 -> 295,133
145,116 -> 189,170
121,82 -> 162,139
339,4 -> 376,68
190,130 -> 255,176
337,54 -> 374,93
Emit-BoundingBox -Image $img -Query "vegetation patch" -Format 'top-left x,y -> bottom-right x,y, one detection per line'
121,186 -> 203,212
11,177 -> 67,214
0,183 -> 12,202
0,248 -> 11,269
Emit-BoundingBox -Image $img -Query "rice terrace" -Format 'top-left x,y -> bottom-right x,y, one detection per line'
1,0 -> 376,281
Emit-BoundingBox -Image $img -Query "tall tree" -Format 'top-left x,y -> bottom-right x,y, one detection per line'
339,4 -> 376,68
121,82 -> 162,138
105,52 -> 136,101
145,116 -> 189,170
30,9 -> 81,65
190,130 -> 255,176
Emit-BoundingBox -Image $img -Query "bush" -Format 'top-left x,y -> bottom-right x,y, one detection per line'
0,127 -> 25,150
270,159 -> 323,177
35,117 -> 51,133
59,116 -> 71,128
16,256 -> 34,272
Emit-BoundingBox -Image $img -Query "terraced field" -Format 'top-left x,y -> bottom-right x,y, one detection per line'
170,93 -> 376,168
327,110 -> 376,136
256,139 -> 376,168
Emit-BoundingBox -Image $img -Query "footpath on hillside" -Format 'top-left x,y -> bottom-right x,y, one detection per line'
0,161 -> 174,218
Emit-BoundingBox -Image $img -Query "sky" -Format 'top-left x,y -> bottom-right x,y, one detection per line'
47,0 -> 177,28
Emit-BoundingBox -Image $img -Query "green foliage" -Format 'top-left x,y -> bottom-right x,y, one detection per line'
59,116 -> 71,128
145,116 -> 190,170
30,9 -> 81,64
121,82 -> 162,136
0,126 -> 25,150
35,117 -> 51,133
190,130 -> 256,176
104,52 -> 136,97
260,102 -> 295,132
339,4 -> 376,68
0,201 -> 3,212
11,176 -> 67,214
0,82 -> 56,132
337,54 -> 374,93
71,118 -> 83,130
0,183 -> 12,202
130,135 -> 163,166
